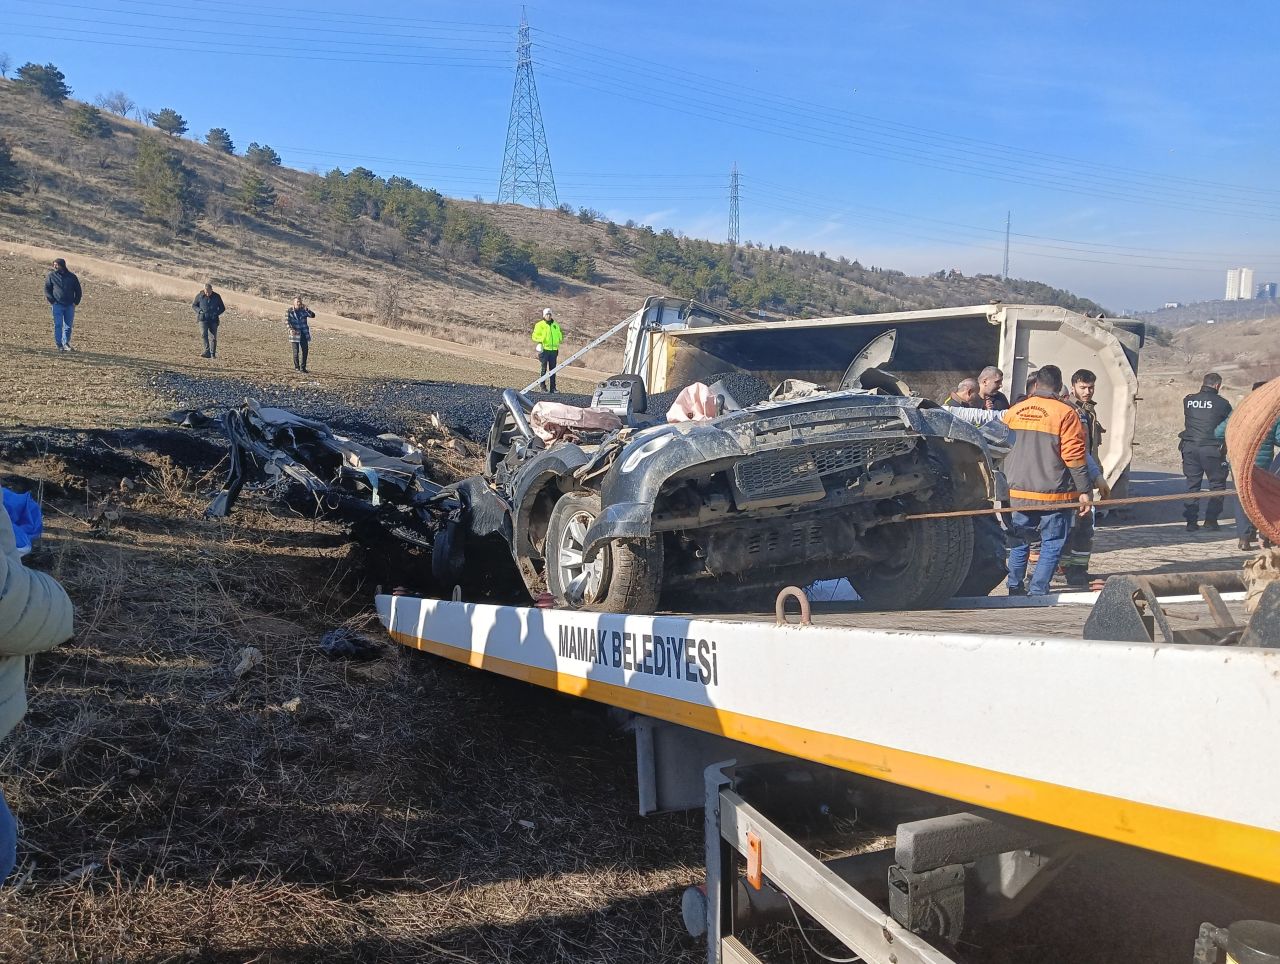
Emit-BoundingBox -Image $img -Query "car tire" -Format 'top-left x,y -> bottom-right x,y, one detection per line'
848,515 -> 975,610
545,492 -> 663,613
955,516 -> 1006,598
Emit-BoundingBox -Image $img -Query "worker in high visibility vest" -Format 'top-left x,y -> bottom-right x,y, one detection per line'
531,308 -> 564,393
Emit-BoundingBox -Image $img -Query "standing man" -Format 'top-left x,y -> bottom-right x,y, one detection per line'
44,257 -> 82,352
531,307 -> 564,393
1001,365 -> 1092,596
1180,372 -> 1232,532
977,366 -> 1010,411
286,296 -> 315,373
941,377 -> 980,408
1062,369 -> 1107,586
191,283 -> 226,359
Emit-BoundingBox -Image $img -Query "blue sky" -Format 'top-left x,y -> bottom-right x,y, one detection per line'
3,0 -> 1278,311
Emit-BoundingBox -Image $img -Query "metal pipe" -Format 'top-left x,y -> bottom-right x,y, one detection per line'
501,389 -> 536,441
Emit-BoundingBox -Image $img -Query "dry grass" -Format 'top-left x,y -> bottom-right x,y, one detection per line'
0,436 -> 705,963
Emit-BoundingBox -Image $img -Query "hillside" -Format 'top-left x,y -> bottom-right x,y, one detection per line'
1137,297 -> 1280,332
0,76 -> 1104,365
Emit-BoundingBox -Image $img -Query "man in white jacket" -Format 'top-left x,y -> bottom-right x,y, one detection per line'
0,505 -> 74,880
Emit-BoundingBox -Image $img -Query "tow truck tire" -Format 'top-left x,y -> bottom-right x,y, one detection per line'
546,492 -> 663,613
848,515 -> 974,609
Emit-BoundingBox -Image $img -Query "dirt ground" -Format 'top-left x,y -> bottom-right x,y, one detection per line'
1,254 -> 1274,963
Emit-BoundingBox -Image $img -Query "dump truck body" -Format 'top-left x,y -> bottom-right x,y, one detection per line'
621,299 -> 1143,492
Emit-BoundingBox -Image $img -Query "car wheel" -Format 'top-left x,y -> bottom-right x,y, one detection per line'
545,492 -> 663,613
848,515 -> 975,610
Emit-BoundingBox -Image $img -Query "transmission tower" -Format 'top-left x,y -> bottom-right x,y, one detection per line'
497,9 -> 558,207
727,162 -> 740,244
1002,210 -> 1011,280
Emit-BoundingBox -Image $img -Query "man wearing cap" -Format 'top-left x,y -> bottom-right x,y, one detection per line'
531,307 -> 564,393
191,283 -> 226,359
44,257 -> 83,352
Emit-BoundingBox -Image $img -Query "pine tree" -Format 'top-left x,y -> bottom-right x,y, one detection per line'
245,142 -> 282,167
14,63 -> 71,103
150,108 -> 188,137
238,172 -> 277,215
205,128 -> 235,154
0,138 -> 22,195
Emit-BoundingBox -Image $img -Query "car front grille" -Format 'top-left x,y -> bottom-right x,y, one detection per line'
733,438 -> 915,498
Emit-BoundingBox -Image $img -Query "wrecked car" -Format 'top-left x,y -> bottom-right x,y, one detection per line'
480,327 -> 1008,612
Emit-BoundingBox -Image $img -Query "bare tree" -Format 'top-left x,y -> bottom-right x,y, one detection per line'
0,53 -> 12,78
370,278 -> 403,328
95,90 -> 136,117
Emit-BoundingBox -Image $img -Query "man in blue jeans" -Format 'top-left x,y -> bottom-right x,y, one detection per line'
1001,365 -> 1094,596
44,257 -> 83,352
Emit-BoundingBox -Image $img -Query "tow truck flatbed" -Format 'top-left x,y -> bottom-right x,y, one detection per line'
377,591 -> 1280,885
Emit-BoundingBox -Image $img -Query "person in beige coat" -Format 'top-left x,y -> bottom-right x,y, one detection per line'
0,505 -> 74,880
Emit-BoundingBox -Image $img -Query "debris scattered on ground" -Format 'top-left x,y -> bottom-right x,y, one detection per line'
318,628 -> 383,661
232,645 -> 263,676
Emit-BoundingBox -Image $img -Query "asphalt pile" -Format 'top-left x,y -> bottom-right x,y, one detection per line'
153,371 -> 587,443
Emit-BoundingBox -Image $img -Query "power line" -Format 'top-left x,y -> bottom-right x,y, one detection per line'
2,29 -> 510,68
6,2 -> 513,45
744,176 -> 1279,266
529,41 -> 1279,219
106,0 -> 513,31
532,58 -> 1280,223
530,28 -> 1280,204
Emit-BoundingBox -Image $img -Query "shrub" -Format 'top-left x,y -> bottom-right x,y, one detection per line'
69,104 -> 113,140
134,135 -> 195,229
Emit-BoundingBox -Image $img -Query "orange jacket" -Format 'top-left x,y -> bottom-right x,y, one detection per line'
1001,391 -> 1091,506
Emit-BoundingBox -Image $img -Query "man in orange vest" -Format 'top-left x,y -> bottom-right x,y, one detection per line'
1000,365 -> 1093,595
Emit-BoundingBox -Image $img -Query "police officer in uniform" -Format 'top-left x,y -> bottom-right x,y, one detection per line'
1180,372 -> 1232,531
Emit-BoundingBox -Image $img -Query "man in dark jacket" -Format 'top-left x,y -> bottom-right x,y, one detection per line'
191,283 -> 226,358
44,257 -> 82,352
1180,372 -> 1232,531
977,366 -> 1010,411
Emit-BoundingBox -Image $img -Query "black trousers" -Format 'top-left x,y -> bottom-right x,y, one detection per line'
200,319 -> 219,356
1181,441 -> 1229,522
292,340 -> 309,371
539,349 -> 558,392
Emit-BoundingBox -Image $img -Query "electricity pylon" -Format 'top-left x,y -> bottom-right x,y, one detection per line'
497,9 -> 559,208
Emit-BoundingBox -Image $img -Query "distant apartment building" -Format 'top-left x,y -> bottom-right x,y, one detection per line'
1259,281 -> 1278,300
1225,267 -> 1255,300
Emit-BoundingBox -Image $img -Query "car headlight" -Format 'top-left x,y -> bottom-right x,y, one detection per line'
621,432 -> 675,473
